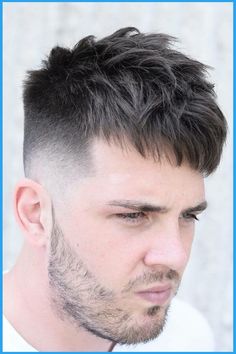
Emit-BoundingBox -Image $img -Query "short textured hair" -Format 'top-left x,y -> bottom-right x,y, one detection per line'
23,27 -> 227,179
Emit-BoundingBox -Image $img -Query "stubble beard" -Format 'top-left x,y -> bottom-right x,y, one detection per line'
48,218 -> 180,345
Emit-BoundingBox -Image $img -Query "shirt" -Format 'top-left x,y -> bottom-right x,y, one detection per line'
3,298 -> 214,352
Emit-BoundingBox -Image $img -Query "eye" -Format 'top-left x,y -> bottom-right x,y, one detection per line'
115,212 -> 146,224
182,213 -> 199,222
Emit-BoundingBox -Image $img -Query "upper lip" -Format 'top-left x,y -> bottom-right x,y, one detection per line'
137,284 -> 172,293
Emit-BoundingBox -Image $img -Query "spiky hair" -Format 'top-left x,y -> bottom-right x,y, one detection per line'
23,27 -> 227,178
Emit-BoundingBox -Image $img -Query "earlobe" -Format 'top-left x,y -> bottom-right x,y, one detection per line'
14,178 -> 52,247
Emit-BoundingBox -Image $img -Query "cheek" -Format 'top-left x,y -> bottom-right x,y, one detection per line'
61,213 -> 137,289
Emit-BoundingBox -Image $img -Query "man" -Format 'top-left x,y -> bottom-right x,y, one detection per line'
3,27 -> 227,352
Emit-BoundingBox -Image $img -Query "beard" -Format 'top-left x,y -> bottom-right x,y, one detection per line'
48,216 -> 180,345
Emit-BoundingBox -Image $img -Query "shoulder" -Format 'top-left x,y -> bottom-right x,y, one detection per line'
114,297 -> 215,352
3,315 -> 37,352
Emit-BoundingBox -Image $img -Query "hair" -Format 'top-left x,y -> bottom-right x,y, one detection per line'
23,27 -> 227,180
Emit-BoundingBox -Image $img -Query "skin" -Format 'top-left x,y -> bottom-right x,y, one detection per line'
3,138 -> 206,352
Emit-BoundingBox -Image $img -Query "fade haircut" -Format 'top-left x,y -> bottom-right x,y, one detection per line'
23,27 -> 227,181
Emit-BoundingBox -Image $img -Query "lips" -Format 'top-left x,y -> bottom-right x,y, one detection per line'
136,284 -> 172,305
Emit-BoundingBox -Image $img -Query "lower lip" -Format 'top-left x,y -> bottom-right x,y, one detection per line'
137,288 -> 172,305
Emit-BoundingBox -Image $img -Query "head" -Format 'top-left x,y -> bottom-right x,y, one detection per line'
16,27 -> 227,345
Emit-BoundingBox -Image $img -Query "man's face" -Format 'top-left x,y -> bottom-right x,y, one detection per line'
47,139 -> 206,345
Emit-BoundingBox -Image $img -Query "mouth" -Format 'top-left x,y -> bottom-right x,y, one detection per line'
135,284 -> 173,305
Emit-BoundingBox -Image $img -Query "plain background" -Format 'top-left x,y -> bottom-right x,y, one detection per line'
3,3 -> 233,351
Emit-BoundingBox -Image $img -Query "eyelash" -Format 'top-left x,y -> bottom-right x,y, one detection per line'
115,212 -> 199,224
116,212 -> 146,224
182,213 -> 199,222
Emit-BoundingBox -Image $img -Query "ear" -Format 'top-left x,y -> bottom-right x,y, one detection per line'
14,178 -> 53,247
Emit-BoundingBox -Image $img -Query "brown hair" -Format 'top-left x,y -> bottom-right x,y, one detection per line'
23,27 -> 227,178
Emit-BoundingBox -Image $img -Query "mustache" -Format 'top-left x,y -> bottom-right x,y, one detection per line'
122,269 -> 180,293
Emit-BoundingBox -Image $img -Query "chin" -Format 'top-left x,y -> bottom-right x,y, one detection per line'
118,305 -> 169,345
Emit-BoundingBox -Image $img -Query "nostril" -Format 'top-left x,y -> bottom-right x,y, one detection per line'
143,246 -> 189,272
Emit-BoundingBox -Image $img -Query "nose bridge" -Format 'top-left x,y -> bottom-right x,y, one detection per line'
143,218 -> 188,271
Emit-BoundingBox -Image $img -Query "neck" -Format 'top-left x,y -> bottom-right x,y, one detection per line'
4,243 -> 115,352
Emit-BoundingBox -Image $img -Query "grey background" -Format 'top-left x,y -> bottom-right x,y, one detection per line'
3,3 -> 233,351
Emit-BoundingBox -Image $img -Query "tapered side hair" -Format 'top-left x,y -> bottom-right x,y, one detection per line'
23,27 -> 227,179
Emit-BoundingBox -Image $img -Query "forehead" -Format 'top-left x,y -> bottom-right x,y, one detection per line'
70,139 -> 205,207
92,138 -> 201,177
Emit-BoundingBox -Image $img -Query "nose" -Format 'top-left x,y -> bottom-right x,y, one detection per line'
143,221 -> 190,272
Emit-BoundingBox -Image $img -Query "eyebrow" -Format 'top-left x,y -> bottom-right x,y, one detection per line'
107,200 -> 208,214
182,201 -> 208,214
